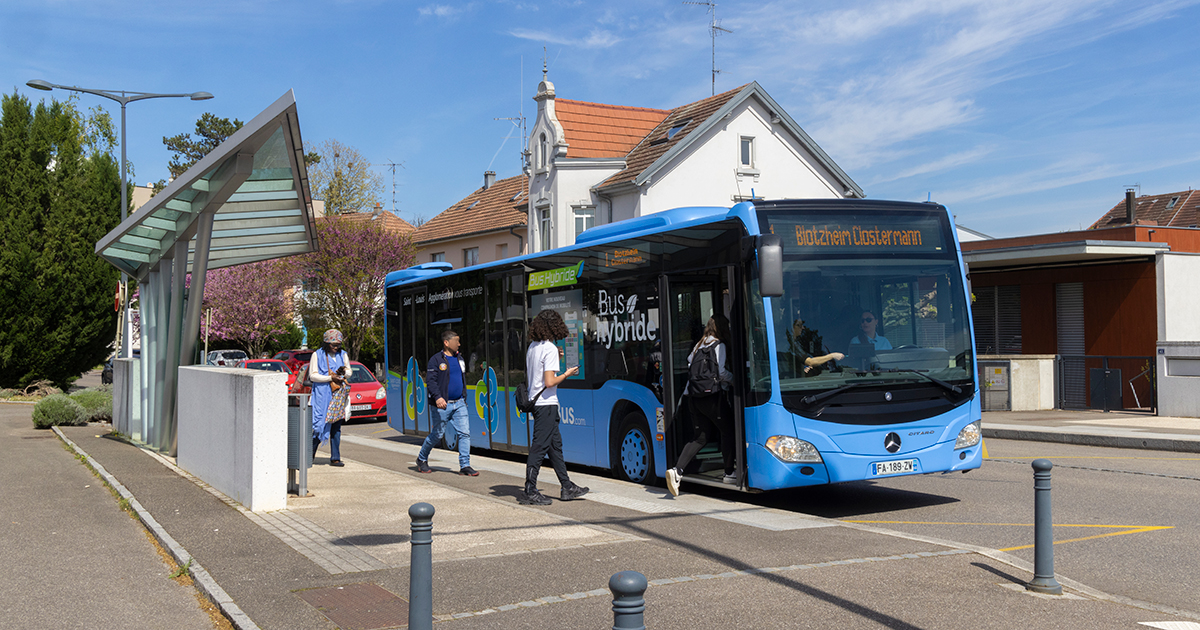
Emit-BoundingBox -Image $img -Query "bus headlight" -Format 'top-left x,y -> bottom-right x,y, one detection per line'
376,387 -> 387,401
955,421 -> 981,449
765,436 -> 823,463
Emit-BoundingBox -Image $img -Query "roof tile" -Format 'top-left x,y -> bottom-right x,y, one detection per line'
414,175 -> 529,245
1090,189 -> 1200,229
555,99 -> 670,158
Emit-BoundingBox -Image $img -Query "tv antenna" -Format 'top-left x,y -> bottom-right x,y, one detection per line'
491,57 -> 528,173
1123,182 -> 1141,197
383,160 -> 405,213
684,0 -> 732,96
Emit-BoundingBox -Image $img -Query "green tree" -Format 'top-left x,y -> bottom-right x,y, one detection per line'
0,91 -> 122,390
308,139 -> 383,215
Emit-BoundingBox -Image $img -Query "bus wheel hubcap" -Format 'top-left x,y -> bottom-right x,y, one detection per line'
621,430 -> 647,480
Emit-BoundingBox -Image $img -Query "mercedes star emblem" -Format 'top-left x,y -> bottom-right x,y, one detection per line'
885,391 -> 893,401
884,432 -> 902,453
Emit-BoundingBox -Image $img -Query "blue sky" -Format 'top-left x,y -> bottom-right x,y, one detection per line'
3,0 -> 1199,237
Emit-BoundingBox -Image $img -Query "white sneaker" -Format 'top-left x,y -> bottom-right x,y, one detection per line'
722,473 -> 737,485
666,467 -> 681,497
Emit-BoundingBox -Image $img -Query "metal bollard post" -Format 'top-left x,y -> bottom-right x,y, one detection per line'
609,570 -> 648,630
408,502 -> 435,630
1026,459 -> 1062,595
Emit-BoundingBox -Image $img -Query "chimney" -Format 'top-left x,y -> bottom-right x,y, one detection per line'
483,171 -> 496,190
1126,189 -> 1136,224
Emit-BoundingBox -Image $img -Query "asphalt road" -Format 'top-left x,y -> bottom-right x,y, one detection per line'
342,421 -> 1200,619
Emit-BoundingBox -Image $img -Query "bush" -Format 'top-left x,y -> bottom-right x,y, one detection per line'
0,389 -> 16,399
70,389 -> 113,423
32,394 -> 86,429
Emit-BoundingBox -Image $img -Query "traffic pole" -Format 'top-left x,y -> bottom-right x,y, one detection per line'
1026,459 -> 1063,595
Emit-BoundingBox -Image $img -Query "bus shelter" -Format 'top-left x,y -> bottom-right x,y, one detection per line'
95,90 -> 316,455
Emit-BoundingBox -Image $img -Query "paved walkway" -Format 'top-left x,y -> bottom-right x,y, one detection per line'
8,398 -> 1200,629
983,409 -> 1200,452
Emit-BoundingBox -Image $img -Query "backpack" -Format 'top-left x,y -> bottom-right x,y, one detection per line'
514,383 -> 543,413
688,342 -> 721,397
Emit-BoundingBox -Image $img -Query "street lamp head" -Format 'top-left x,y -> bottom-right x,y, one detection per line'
190,92 -> 214,101
26,79 -> 54,91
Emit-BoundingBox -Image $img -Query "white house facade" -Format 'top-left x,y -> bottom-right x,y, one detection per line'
525,74 -> 863,253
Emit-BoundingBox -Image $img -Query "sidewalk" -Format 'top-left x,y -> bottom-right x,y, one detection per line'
983,409 -> 1200,453
16,404 -> 1196,629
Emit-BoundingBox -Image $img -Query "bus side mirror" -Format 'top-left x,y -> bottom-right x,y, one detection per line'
758,234 -> 783,298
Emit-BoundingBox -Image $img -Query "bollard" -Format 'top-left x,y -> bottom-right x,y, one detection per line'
609,570 -> 648,630
1026,459 -> 1062,595
408,502 -> 435,630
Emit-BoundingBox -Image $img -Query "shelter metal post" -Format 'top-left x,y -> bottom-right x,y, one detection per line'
180,212 -> 215,368
162,240 -> 189,455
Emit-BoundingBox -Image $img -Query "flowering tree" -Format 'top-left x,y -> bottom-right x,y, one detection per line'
201,259 -> 296,359
289,215 -> 415,360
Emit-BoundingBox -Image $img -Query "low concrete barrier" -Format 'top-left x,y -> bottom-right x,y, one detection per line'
177,366 -> 289,512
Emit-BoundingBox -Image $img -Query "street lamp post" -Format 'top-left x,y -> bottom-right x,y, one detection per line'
25,80 -> 212,358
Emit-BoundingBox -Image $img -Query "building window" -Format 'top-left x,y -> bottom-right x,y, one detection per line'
496,243 -> 508,260
431,252 -> 445,263
972,285 -> 1021,354
539,208 -> 552,251
574,206 -> 595,241
740,136 -> 755,169
463,247 -> 479,268
539,133 -> 548,169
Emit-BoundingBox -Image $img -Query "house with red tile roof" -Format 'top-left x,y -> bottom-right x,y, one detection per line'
412,172 -> 528,266
525,72 -> 862,252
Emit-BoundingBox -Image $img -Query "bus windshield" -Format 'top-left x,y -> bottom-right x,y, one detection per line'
758,208 -> 973,405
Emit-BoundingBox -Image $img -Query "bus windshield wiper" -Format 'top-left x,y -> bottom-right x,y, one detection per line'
851,368 -> 962,395
800,382 -> 870,406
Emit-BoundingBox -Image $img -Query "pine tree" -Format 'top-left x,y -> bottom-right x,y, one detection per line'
0,92 -> 120,390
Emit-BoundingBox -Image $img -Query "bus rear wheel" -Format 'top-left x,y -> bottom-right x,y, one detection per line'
614,413 -> 654,484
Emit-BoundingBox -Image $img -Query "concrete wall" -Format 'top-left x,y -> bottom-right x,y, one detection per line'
978,355 -> 1057,411
176,366 -> 289,511
112,358 -> 140,440
1157,253 -> 1200,417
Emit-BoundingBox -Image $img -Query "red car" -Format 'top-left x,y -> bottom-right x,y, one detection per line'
291,361 -> 387,423
273,349 -> 314,374
238,359 -> 298,389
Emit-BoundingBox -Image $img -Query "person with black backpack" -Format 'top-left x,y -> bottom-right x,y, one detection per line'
667,314 -> 735,497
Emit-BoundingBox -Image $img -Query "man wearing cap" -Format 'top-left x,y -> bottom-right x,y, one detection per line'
310,329 -> 351,466
416,330 -> 477,476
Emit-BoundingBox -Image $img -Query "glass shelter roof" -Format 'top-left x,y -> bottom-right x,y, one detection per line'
96,90 -> 315,279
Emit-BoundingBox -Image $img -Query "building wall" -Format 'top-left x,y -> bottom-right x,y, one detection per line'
418,228 -> 527,266
1156,253 -> 1200,416
971,260 -> 1157,357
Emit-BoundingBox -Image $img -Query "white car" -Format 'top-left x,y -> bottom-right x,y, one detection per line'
206,349 -> 248,367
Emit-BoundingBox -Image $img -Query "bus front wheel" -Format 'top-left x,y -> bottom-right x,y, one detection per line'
614,413 -> 655,484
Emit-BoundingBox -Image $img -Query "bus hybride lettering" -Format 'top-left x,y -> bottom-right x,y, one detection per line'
384,199 -> 983,491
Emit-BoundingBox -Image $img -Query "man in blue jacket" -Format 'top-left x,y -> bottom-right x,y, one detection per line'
416,330 -> 477,476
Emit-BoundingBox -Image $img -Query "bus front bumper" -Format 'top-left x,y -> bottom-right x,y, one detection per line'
748,441 -> 983,491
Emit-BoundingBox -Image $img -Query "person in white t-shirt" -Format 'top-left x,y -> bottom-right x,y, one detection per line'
520,309 -> 590,506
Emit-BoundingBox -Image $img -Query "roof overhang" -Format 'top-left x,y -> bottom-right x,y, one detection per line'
964,239 -> 1169,272
96,90 -> 315,280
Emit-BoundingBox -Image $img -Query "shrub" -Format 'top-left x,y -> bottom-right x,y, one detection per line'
0,389 -> 16,399
32,394 -> 86,429
70,389 -> 113,423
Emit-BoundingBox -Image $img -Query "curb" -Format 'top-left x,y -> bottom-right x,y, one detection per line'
983,426 -> 1200,453
53,427 -> 261,630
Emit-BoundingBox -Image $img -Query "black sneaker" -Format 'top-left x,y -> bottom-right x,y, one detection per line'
560,484 -> 589,501
330,460 -> 345,467
416,460 -> 432,473
518,490 -> 552,506
459,466 -> 479,477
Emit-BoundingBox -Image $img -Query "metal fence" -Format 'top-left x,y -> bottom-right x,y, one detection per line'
1056,355 -> 1156,413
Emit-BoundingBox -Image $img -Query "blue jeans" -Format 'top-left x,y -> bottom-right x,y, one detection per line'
418,398 -> 471,468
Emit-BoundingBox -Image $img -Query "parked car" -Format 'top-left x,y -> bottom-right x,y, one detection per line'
101,349 -> 141,384
273,349 -> 314,374
291,361 -> 386,423
237,358 -> 297,389
207,349 -> 248,366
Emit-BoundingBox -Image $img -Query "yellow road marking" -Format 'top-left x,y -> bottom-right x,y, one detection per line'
998,526 -> 1173,551
981,439 -> 989,459
843,520 -> 1174,551
371,428 -> 393,435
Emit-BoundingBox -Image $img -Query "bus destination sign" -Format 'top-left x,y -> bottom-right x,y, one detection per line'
768,216 -> 945,253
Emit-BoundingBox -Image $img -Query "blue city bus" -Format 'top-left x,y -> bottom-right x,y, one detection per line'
384,199 -> 983,491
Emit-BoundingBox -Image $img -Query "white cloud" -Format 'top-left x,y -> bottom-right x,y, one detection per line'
418,4 -> 460,18
869,146 -> 995,185
508,27 -> 620,49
